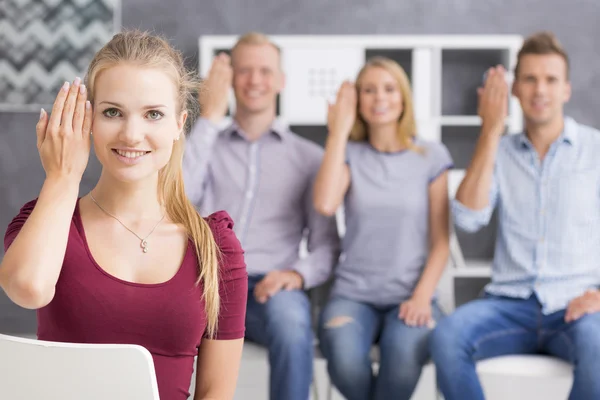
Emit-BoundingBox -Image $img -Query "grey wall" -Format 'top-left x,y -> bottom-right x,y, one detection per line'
1,0 -> 599,333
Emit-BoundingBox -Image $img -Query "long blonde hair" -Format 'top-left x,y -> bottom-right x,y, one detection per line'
349,56 -> 420,153
85,30 -> 221,338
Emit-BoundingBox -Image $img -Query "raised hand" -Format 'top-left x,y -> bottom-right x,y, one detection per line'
36,77 -> 92,183
200,52 -> 233,123
478,65 -> 508,135
327,80 -> 357,138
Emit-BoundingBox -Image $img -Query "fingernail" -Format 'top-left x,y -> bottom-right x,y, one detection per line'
73,77 -> 81,86
85,100 -> 91,109
80,84 -> 86,94
62,81 -> 70,91
40,108 -> 45,120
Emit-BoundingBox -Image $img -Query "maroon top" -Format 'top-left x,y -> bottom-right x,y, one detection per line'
4,199 -> 248,400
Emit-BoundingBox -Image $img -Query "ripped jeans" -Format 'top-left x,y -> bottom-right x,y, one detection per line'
317,295 -> 444,400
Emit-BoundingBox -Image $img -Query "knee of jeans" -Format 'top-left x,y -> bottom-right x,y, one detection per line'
429,315 -> 464,357
571,313 -> 600,359
378,362 -> 422,386
326,345 -> 369,380
267,304 -> 312,344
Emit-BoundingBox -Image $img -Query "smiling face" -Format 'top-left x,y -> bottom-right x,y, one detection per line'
231,43 -> 284,116
512,53 -> 571,128
357,66 -> 404,129
91,63 -> 186,184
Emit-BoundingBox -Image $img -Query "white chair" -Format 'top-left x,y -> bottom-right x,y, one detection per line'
0,333 -> 160,400
476,355 -> 573,400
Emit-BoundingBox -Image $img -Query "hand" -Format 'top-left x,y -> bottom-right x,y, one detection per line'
565,289 -> 600,323
37,77 -> 92,183
200,52 -> 233,124
327,80 -> 357,138
477,65 -> 508,135
253,270 -> 304,304
399,296 -> 434,327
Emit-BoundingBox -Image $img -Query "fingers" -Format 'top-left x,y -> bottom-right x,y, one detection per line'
565,300 -> 584,323
399,303 -> 431,327
253,282 -> 268,304
72,82 -> 88,133
36,108 -> 48,149
209,53 -> 232,82
482,66 -> 505,92
566,308 -> 584,323
336,80 -> 354,101
399,303 -> 407,320
82,101 -> 93,140
47,81 -> 71,135
405,308 -> 417,326
254,275 -> 275,303
61,77 -> 82,132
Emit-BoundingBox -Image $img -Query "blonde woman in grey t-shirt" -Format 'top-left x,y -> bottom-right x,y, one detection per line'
313,57 -> 453,400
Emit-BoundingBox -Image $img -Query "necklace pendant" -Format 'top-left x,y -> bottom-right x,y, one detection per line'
141,239 -> 148,253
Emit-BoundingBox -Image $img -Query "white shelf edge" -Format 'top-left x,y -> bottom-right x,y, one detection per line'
199,35 -> 524,51
452,266 -> 492,278
440,116 -> 517,126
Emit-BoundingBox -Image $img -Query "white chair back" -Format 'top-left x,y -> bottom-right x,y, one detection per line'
0,333 -> 160,400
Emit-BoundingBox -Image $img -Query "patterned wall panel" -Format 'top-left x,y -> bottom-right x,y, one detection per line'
0,0 -> 121,111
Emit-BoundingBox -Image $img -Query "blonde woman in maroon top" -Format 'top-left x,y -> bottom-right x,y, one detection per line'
1,30 -> 248,400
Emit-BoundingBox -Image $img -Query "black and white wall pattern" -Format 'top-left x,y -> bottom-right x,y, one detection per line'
0,0 -> 121,111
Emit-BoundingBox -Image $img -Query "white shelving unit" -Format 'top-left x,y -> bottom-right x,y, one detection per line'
199,34 -> 524,307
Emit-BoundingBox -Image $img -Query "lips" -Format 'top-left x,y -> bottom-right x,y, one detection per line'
372,107 -> 389,115
113,149 -> 150,158
246,90 -> 263,98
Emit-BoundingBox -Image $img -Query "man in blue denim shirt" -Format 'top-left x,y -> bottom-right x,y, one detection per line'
430,32 -> 600,400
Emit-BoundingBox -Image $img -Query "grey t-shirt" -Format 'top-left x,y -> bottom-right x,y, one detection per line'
331,139 -> 453,306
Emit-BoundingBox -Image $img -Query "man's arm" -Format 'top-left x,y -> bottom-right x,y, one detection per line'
183,53 -> 232,206
291,161 -> 341,290
453,65 -> 507,232
183,118 -> 223,206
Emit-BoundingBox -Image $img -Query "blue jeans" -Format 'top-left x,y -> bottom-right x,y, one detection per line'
317,295 -> 444,400
430,294 -> 600,400
244,275 -> 314,400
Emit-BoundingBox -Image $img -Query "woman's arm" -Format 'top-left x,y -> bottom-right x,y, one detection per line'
313,134 -> 351,216
194,338 -> 244,400
1,180 -> 79,309
412,171 -> 451,302
193,211 -> 248,399
313,81 -> 356,216
1,79 -> 91,309
399,170 -> 450,326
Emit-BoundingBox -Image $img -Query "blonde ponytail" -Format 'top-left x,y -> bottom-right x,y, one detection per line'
159,140 -> 221,338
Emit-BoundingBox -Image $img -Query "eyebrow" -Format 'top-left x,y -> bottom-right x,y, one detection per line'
98,101 -> 167,109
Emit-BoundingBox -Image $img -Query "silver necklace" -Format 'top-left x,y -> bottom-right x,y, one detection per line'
89,192 -> 165,254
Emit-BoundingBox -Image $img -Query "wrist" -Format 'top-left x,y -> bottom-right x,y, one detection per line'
328,128 -> 351,140
202,113 -> 225,125
43,175 -> 81,193
481,120 -> 505,138
290,270 -> 305,288
411,288 -> 433,302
